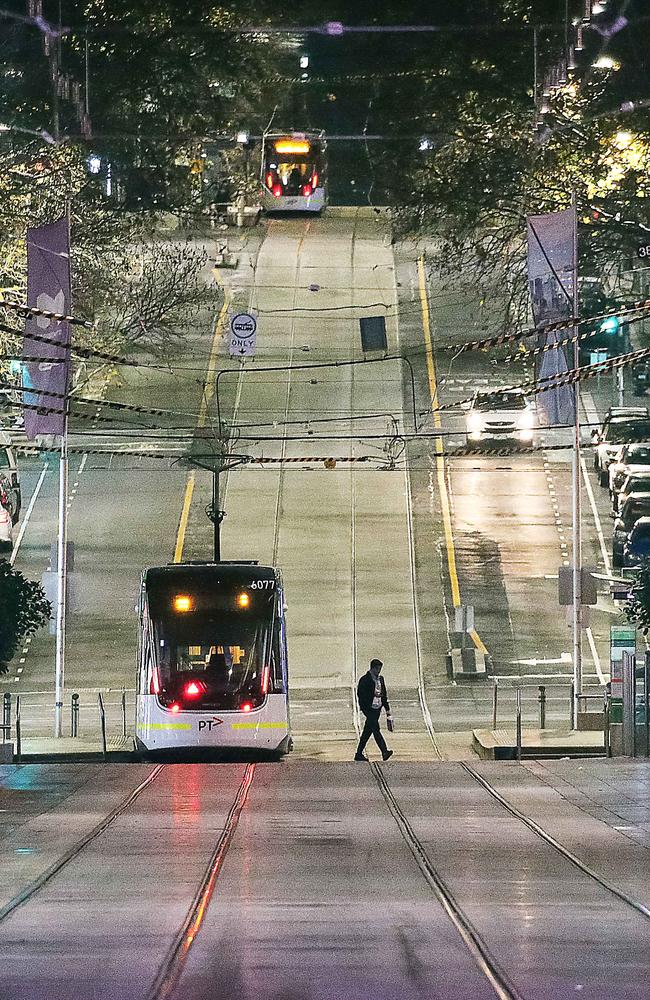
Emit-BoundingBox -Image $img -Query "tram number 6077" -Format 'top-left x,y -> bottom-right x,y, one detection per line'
250,579 -> 274,589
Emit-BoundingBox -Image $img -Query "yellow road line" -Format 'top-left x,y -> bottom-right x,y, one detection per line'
417,256 -> 488,656
173,473 -> 195,563
173,292 -> 230,563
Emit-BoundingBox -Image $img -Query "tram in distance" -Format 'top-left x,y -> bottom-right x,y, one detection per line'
261,130 -> 327,213
135,561 -> 291,755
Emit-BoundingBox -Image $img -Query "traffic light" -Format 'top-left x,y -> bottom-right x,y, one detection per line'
599,315 -> 620,335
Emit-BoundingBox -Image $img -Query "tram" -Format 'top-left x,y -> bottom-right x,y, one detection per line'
261,131 -> 327,212
135,561 -> 291,755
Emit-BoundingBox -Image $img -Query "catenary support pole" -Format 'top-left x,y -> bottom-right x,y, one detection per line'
54,427 -> 68,737
571,190 -> 582,727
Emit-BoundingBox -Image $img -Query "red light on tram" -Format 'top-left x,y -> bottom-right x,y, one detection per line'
170,703 -> 181,714
272,184 -> 282,198
312,172 -> 318,188
184,680 -> 202,699
241,702 -> 253,713
265,171 -> 274,188
261,665 -> 270,695
302,184 -> 312,196
149,666 -> 161,695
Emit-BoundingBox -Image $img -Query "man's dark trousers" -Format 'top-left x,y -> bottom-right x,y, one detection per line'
357,709 -> 388,756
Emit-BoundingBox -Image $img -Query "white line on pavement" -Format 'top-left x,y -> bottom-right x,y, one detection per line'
586,626 -> 607,684
10,462 -> 48,566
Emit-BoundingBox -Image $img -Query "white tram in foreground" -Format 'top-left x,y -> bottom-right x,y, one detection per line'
136,562 -> 291,755
261,131 -> 327,212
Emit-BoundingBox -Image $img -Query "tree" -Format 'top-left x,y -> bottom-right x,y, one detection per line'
0,562 -> 51,674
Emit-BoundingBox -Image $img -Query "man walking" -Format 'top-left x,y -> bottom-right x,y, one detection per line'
354,658 -> 394,762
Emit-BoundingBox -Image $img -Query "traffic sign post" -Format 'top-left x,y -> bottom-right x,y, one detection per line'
610,625 -> 636,724
229,312 -> 257,357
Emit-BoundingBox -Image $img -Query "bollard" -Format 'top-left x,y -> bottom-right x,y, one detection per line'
2,692 -> 11,744
538,685 -> 547,730
121,688 -> 127,740
15,694 -> 21,762
98,692 -> 107,762
604,692 -> 612,758
492,678 -> 498,730
515,687 -> 522,762
71,693 -> 79,738
569,681 -> 576,729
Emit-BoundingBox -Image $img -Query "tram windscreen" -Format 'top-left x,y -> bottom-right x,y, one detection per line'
146,570 -> 277,710
264,138 -> 321,195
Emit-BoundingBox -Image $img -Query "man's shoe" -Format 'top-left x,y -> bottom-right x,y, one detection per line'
382,750 -> 394,762
354,753 -> 369,762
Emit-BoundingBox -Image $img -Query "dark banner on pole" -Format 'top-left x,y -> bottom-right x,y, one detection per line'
22,217 -> 71,440
527,208 -> 576,427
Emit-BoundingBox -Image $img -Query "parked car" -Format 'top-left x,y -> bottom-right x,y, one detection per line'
613,471 -> 650,514
622,517 -> 650,567
608,443 -> 650,498
465,389 -> 536,446
633,361 -> 650,397
0,436 -> 21,524
0,485 -> 13,556
612,493 -> 650,567
591,410 -> 650,487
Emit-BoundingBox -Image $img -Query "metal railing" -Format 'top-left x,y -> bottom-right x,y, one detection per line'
0,688 -> 135,755
491,673 -> 606,731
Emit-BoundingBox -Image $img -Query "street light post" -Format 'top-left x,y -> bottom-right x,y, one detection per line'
571,190 -> 583,726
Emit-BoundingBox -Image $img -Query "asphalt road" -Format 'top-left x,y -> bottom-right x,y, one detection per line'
2,213 -> 629,746
1,758 -> 650,999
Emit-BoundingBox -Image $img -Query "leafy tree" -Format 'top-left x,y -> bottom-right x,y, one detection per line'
0,562 -> 51,674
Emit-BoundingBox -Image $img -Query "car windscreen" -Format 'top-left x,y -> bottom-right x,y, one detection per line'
474,393 -> 527,412
623,446 -> 650,463
604,421 -> 650,443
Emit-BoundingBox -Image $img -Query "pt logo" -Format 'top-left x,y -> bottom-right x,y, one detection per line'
198,718 -> 224,732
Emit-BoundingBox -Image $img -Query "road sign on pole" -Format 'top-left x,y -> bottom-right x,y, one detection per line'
229,312 -> 257,357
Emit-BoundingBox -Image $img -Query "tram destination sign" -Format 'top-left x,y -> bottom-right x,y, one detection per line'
229,311 -> 257,357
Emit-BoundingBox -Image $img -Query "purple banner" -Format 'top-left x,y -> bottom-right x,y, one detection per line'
527,208 -> 576,427
22,217 -> 71,439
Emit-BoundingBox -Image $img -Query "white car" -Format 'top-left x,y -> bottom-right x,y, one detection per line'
465,389 -> 535,446
591,408 -> 650,487
0,434 -> 21,524
608,443 -> 650,498
0,500 -> 13,556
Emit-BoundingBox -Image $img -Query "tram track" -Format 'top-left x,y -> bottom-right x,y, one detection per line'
145,763 -> 255,1000
0,763 -> 165,924
461,762 -> 650,921
370,761 -> 523,1000
373,759 -> 650,1000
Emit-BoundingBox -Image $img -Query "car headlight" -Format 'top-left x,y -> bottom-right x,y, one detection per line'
517,411 -> 535,430
467,412 -> 483,434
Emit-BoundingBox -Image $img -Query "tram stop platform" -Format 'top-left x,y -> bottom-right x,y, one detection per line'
11,735 -> 135,762
473,726 -> 606,760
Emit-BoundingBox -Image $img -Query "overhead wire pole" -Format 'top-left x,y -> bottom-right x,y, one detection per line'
571,189 -> 582,727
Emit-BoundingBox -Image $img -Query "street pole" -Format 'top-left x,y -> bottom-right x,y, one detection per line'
571,189 -> 582,727
212,469 -> 221,561
54,422 -> 68,737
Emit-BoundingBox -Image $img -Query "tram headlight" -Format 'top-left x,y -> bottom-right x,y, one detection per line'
236,591 -> 250,609
173,594 -> 193,613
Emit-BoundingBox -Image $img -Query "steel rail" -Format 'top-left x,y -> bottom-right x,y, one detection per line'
0,764 -> 165,923
371,763 -> 524,1000
145,763 -> 255,1000
461,763 -> 650,921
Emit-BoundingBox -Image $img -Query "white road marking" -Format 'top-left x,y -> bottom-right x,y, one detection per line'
586,626 -> 607,684
10,462 -> 49,566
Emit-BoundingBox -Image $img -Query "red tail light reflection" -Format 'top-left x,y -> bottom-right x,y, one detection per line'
261,665 -> 270,695
312,172 -> 318,188
272,184 -> 282,198
302,184 -> 312,196
265,172 -> 274,188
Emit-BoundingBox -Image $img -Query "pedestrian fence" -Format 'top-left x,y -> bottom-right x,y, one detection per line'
1,688 -> 135,760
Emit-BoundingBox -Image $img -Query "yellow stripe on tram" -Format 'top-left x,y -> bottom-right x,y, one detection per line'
417,256 -> 489,657
231,722 -> 287,730
147,722 -> 193,731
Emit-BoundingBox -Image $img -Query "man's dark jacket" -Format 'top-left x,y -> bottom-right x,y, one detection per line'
357,671 -> 390,717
